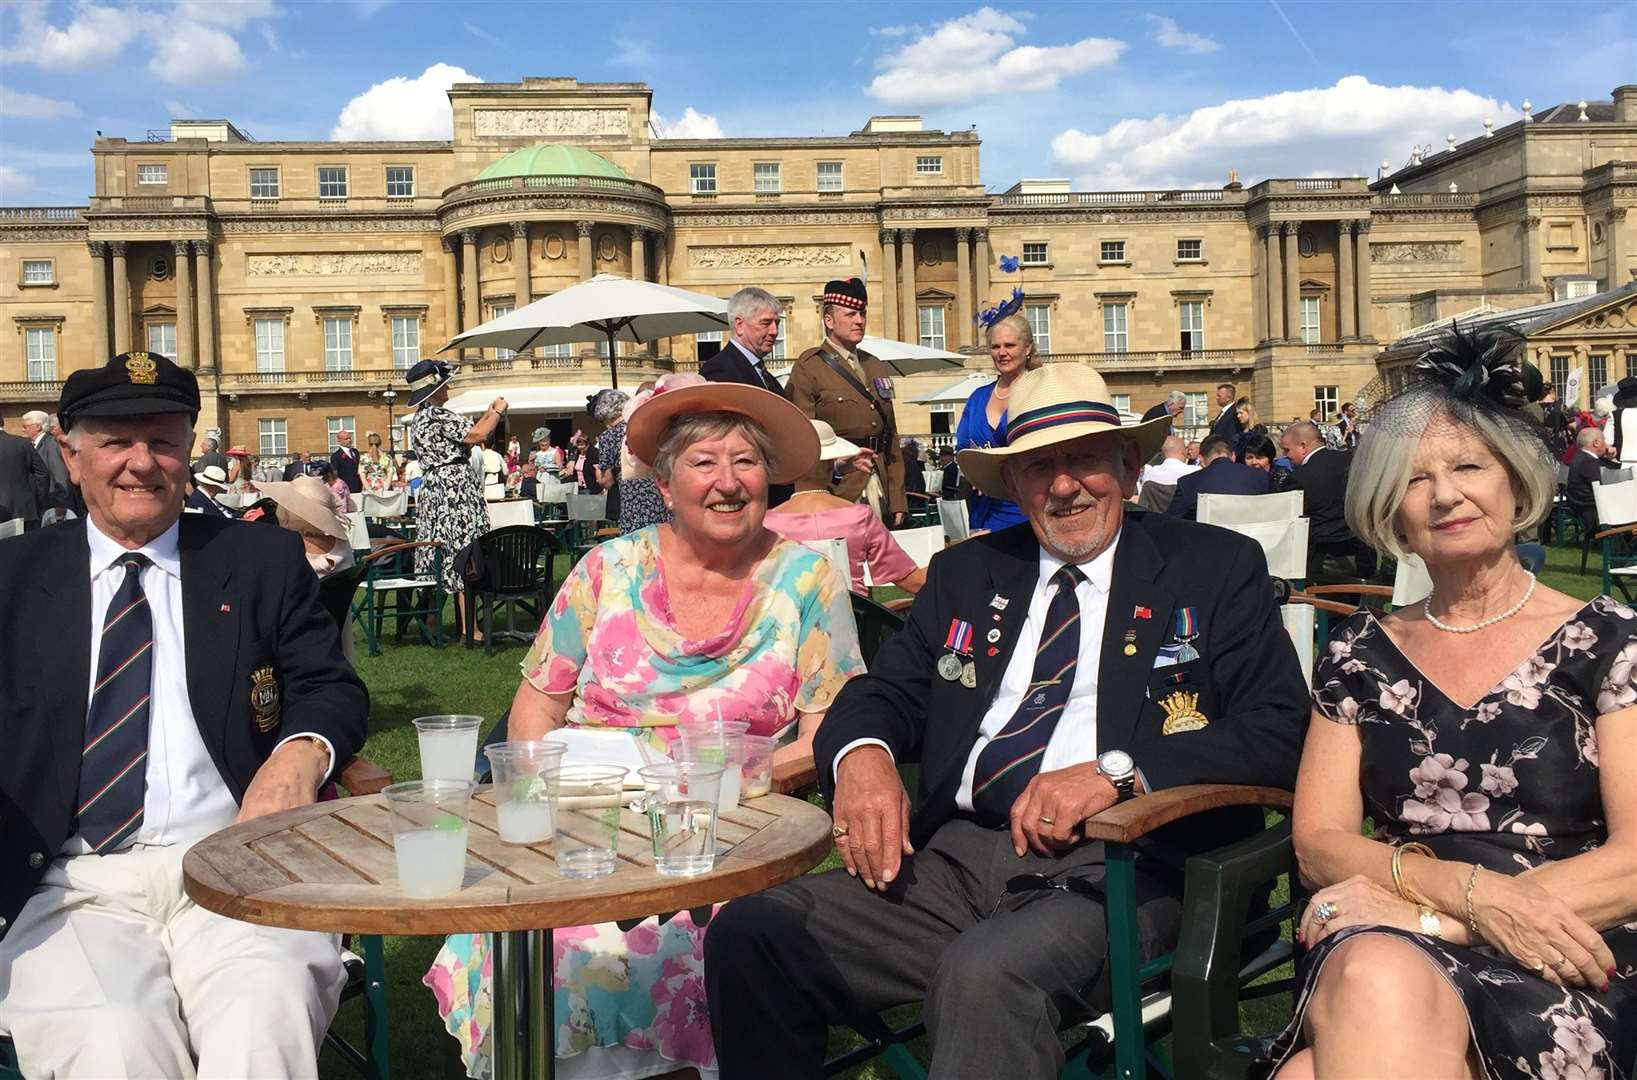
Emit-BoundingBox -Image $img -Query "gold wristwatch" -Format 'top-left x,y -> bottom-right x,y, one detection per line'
1417,906 -> 1444,939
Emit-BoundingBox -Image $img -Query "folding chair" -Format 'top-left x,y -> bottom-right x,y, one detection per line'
862,525 -> 944,588
937,498 -> 970,543
0,519 -> 23,539
353,540 -> 445,656
567,492 -> 609,555
1592,477 -> 1637,594
485,499 -> 535,529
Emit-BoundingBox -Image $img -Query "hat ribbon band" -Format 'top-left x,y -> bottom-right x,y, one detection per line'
1006,400 -> 1123,445
407,371 -> 444,390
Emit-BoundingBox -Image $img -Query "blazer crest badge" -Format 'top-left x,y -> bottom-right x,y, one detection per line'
1159,690 -> 1209,735
250,665 -> 280,732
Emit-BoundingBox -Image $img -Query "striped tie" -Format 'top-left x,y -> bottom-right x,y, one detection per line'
78,553 -> 154,853
971,564 -> 1085,826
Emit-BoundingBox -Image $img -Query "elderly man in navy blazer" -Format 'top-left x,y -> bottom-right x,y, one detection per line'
1166,434 -> 1274,520
0,351 -> 368,1078
701,286 -> 792,505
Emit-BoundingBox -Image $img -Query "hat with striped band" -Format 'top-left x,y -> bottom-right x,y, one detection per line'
956,363 -> 1169,498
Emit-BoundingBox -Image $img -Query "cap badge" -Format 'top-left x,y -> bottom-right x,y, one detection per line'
125,352 -> 159,385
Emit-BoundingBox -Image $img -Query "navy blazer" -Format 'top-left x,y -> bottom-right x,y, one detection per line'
331,445 -> 363,493
1166,457 -> 1275,520
1208,403 -> 1244,444
1283,447 -> 1352,545
699,340 -> 787,398
0,514 -> 369,938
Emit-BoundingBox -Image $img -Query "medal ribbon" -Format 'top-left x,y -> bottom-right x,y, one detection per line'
1172,607 -> 1197,642
943,619 -> 974,655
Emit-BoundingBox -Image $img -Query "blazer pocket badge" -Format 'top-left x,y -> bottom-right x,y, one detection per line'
250,665 -> 280,733
1159,690 -> 1209,735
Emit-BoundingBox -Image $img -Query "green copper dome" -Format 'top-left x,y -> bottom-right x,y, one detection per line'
475,144 -> 630,181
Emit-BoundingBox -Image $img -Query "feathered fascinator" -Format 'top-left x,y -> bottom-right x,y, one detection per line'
976,254 -> 1025,330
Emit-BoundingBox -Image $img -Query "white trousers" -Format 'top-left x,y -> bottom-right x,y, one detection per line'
0,843 -> 346,1079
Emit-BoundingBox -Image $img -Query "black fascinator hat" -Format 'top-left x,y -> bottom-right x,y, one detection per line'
1357,321 -> 1548,444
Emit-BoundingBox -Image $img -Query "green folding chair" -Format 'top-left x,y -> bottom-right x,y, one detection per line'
353,540 -> 445,656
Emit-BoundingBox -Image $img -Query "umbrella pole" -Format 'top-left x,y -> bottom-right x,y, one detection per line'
606,326 -> 619,390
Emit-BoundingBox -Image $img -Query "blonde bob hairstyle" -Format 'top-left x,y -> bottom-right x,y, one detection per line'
1344,403 -> 1555,561
986,313 -> 1042,371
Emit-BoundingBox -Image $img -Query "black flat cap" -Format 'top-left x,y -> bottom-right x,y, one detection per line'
820,277 -> 868,311
59,351 -> 200,431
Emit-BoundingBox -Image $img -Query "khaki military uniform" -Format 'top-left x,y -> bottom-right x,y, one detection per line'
786,338 -> 907,517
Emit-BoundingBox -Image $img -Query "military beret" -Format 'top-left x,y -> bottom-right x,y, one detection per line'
58,351 -> 200,431
821,277 -> 868,311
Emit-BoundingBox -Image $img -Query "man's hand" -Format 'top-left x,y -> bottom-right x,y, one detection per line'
844,448 -> 878,474
236,739 -> 329,824
891,512 -> 906,528
1009,763 -> 1119,857
832,747 -> 913,890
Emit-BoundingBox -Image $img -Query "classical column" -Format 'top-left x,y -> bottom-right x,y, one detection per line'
88,241 -> 110,362
511,222 -> 531,307
193,240 -> 217,373
878,229 -> 899,341
1263,225 -> 1282,342
898,228 -> 917,343
1354,220 -> 1374,340
1281,221 -> 1301,344
974,228 -> 991,313
576,221 -> 595,282
1609,208 -> 1628,286
653,232 -> 669,285
110,241 -> 131,352
441,235 -> 462,358
955,228 -> 974,349
1520,216 -> 1540,292
629,225 -> 647,282
461,229 -> 481,346
172,239 -> 194,368
1337,220 -> 1357,341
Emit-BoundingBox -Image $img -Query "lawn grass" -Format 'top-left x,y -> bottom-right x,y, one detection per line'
318,542 -> 1611,1079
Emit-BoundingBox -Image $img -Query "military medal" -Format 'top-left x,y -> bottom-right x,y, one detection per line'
1123,629 -> 1138,657
940,619 -> 975,682
937,654 -> 963,681
960,662 -> 977,688
1159,690 -> 1210,734
1172,608 -> 1200,662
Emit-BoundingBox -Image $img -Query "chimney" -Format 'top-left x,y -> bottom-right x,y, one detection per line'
1615,85 -> 1637,124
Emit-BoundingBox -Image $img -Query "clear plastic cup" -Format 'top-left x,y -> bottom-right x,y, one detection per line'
740,735 -> 776,800
545,764 -> 628,879
676,729 -> 745,811
483,740 -> 568,845
413,715 -> 483,782
383,780 -> 474,898
638,762 -> 724,876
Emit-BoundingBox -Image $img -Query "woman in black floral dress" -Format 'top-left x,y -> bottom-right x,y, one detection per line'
1270,325 -> 1635,1080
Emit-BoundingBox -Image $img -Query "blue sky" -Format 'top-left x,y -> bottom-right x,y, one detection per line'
2,0 -> 1634,205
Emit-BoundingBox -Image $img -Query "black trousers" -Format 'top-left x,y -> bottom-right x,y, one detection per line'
704,818 -> 1181,1080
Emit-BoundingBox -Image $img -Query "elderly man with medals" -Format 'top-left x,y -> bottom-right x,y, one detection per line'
785,276 -> 908,526
705,362 -> 1309,1079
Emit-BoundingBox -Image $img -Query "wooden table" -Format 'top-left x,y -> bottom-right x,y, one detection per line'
182,787 -> 833,1080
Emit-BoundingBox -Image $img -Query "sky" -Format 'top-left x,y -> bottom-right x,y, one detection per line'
1,0 -> 1634,206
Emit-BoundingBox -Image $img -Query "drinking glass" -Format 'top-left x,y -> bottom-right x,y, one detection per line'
739,735 -> 776,800
383,780 -> 474,898
637,762 -> 724,876
676,727 -> 746,811
545,765 -> 628,879
413,715 -> 483,782
483,740 -> 567,845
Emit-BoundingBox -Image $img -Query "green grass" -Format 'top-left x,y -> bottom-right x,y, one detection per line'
318,541 -> 1612,1079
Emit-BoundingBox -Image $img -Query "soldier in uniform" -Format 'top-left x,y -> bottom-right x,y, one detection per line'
786,277 -> 907,526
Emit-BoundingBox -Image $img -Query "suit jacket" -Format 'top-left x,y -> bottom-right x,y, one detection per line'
32,434 -> 74,512
1166,458 -> 1274,520
1284,447 -> 1352,545
814,514 -> 1308,862
282,459 -> 311,482
0,515 -> 369,938
331,446 -> 362,493
786,342 -> 907,515
1208,404 -> 1243,444
0,430 -> 47,525
700,340 -> 787,398
1566,450 -> 1620,521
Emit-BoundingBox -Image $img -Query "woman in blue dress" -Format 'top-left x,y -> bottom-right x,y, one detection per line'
954,312 -> 1037,531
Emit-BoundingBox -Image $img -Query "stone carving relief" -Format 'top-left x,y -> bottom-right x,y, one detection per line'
489,236 -> 510,263
1371,241 -> 1462,264
674,210 -> 877,228
473,108 -> 628,138
247,252 -> 421,277
223,217 -> 435,234
542,231 -> 567,260
597,232 -> 618,261
688,244 -> 852,269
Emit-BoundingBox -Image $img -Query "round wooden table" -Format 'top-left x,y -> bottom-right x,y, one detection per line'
182,787 -> 833,1080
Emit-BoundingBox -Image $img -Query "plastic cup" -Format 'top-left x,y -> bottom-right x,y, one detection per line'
413,715 -> 483,782
638,762 -> 724,876
383,780 -> 474,898
545,765 -> 628,879
740,735 -> 776,800
484,740 -> 568,845
676,729 -> 745,810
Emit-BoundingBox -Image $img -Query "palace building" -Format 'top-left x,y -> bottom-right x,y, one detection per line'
1,77 -> 1634,455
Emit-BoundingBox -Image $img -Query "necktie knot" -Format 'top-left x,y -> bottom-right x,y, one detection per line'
119,553 -> 151,576
1052,564 -> 1086,594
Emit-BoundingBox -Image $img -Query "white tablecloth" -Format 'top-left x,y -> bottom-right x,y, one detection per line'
360,490 -> 409,518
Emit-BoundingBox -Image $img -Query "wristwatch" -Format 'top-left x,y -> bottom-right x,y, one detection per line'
1097,750 -> 1138,804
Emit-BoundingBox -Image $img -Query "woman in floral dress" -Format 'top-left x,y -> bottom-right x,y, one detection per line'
1269,325 -> 1635,1080
426,381 -> 864,1079
359,431 -> 397,494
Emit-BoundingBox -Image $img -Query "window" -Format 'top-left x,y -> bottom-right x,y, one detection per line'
1021,242 -> 1049,266
1314,386 -> 1339,421
249,167 -> 280,199
694,330 -> 723,343
1300,297 -> 1322,344
253,318 -> 284,372
753,163 -> 780,193
1102,302 -> 1129,353
771,312 -> 787,360
1590,354 -> 1609,392
1179,301 -> 1205,352
491,304 -> 515,359
21,259 -> 53,284
259,418 -> 288,458
384,166 -> 415,198
930,402 -> 955,436
1177,239 -> 1203,261
918,305 -> 946,350
327,416 -> 356,452
25,327 -> 55,380
1551,355 -> 1571,403
1112,394 -> 1132,417
816,161 -> 843,192
1183,392 -> 1210,431
1100,240 -> 1127,263
540,342 -> 574,359
136,164 -> 167,185
689,163 -> 717,194
318,167 -> 349,199
390,315 -> 419,371
323,316 -> 353,370
915,156 -> 943,175
1024,303 -> 1051,355
147,321 -> 177,360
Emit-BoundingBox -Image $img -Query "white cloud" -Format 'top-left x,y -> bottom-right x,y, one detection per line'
1146,14 -> 1220,54
1051,76 -> 1516,189
164,98 -> 200,117
463,21 -> 505,48
0,165 -> 37,199
153,21 -> 247,84
173,0 -> 277,29
870,24 -> 921,37
653,107 -> 725,140
331,63 -> 480,141
1,4 -> 141,70
0,86 -> 81,120
1,1 -> 279,84
868,7 -> 1124,107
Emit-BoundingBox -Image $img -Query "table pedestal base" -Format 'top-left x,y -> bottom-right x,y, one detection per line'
490,929 -> 554,1080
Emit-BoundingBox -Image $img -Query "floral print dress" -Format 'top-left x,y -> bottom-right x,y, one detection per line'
1267,599 -> 1637,1080
409,405 -> 489,594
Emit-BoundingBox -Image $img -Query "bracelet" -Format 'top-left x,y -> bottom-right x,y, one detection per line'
1391,841 -> 1436,903
1417,905 -> 1445,939
1464,864 -> 1483,937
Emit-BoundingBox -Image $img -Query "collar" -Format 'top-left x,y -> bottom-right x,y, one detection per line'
1304,445 -> 1326,461
86,515 -> 182,581
824,336 -> 859,364
1038,529 -> 1119,598
728,338 -> 766,367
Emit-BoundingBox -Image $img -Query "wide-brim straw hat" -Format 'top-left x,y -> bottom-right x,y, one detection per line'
957,364 -> 1170,498
811,420 -> 861,462
626,382 -> 820,485
192,464 -> 228,489
255,474 -> 351,540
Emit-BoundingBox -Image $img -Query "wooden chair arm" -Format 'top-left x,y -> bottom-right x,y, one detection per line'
771,751 -> 817,795
1287,594 -> 1361,617
1303,584 -> 1393,598
1079,784 -> 1294,845
1593,523 -> 1637,542
361,539 -> 440,564
882,597 -> 914,613
337,755 -> 393,796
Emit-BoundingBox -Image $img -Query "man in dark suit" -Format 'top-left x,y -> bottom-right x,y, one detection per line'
705,364 -> 1308,1079
22,409 -> 74,513
936,447 -> 960,499
1207,382 -> 1243,444
282,450 -> 315,481
1281,420 -> 1375,579
0,410 -> 49,528
0,351 -> 368,1078
1140,390 -> 1185,431
1566,426 -> 1621,535
330,428 -> 362,493
702,287 -> 793,505
1166,435 -> 1273,520
192,434 -> 230,474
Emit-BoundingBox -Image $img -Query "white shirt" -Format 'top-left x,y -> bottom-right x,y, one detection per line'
1139,458 -> 1200,487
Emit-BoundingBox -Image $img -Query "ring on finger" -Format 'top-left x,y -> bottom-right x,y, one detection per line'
1525,957 -> 1546,973
1038,815 -> 1056,825
1313,900 -> 1339,924
832,824 -> 849,839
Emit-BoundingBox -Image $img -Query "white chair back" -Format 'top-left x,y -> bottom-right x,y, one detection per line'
800,537 -> 852,591
360,490 -> 408,519
537,481 -> 576,506
568,492 -> 608,522
0,518 -> 23,538
1197,491 -> 1309,580
216,491 -> 257,510
487,499 -> 535,529
923,469 -> 942,494
346,511 -> 370,553
1281,603 -> 1317,686
938,498 -> 970,542
1392,552 -> 1434,607
1592,477 -> 1637,529
861,525 -> 944,588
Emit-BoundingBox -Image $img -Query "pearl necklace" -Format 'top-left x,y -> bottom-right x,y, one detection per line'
1422,572 -> 1537,634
